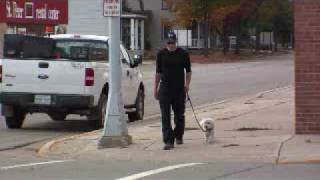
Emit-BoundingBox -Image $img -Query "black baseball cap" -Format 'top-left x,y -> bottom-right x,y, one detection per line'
167,32 -> 177,43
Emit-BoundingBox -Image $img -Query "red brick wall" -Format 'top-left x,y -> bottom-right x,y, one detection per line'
295,0 -> 320,134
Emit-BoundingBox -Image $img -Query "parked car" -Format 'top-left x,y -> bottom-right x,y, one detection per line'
0,34 -> 145,129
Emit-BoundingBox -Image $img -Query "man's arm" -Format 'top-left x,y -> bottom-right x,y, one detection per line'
155,51 -> 162,100
154,73 -> 161,100
185,51 -> 192,93
185,72 -> 192,93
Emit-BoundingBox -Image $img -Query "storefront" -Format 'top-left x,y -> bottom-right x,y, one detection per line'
0,0 -> 68,57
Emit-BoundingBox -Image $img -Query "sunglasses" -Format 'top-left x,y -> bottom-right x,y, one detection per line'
167,41 -> 176,45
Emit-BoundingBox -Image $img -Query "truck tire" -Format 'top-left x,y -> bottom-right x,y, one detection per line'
90,93 -> 108,129
49,113 -> 67,121
5,109 -> 26,129
128,88 -> 144,122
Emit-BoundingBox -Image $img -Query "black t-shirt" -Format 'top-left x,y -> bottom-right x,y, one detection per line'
156,48 -> 191,92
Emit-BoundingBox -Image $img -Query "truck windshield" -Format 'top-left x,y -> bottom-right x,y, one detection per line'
55,40 -> 109,62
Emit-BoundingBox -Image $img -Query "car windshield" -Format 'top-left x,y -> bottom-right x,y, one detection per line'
55,39 -> 109,61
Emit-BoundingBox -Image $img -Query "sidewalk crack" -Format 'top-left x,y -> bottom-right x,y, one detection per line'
275,135 -> 295,164
143,141 -> 157,150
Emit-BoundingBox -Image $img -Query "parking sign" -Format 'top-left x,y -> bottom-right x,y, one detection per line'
103,0 -> 121,17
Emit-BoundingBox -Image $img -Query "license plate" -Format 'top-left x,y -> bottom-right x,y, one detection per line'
34,95 -> 51,105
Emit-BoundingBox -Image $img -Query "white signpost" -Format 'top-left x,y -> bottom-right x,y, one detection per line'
98,0 -> 131,149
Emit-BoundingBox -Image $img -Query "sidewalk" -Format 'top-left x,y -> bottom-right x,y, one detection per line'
38,87 -> 320,164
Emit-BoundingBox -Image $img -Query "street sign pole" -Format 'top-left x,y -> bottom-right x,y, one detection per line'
98,0 -> 131,149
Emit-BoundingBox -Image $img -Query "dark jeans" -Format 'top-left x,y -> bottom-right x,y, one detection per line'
159,88 -> 186,145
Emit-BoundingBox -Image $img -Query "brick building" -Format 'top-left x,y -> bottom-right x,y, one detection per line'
295,0 -> 320,134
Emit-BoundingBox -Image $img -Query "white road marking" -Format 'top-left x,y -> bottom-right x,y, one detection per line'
0,160 -> 74,170
116,163 -> 204,180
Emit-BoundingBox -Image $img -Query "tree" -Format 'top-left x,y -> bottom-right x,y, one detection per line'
209,0 -> 256,54
257,0 -> 293,51
164,0 -> 292,54
165,0 -> 242,54
269,0 -> 293,51
164,0 -> 194,27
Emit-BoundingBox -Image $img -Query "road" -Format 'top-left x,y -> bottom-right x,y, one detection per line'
0,53 -> 293,160
1,158 -> 320,180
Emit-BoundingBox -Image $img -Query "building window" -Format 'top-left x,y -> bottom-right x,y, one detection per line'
162,0 -> 168,10
161,25 -> 171,40
25,2 -> 34,19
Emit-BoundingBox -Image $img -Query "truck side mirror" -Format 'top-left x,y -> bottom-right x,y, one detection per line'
133,55 -> 142,64
131,55 -> 142,68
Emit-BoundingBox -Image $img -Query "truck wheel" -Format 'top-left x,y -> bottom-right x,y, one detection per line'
90,93 -> 108,129
49,113 -> 67,121
5,109 -> 26,129
128,88 -> 144,122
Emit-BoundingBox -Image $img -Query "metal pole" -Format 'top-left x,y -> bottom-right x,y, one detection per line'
98,0 -> 131,149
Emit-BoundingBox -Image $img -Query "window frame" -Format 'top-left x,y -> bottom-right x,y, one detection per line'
55,39 -> 109,62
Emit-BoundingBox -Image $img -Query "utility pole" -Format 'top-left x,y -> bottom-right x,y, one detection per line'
98,0 -> 131,149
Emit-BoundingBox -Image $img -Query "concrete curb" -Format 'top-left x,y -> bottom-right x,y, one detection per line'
38,130 -> 101,156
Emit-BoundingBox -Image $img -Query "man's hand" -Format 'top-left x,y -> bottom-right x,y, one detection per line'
185,72 -> 192,94
185,84 -> 190,94
154,89 -> 159,100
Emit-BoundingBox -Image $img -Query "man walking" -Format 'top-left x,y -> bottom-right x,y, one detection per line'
154,32 -> 192,150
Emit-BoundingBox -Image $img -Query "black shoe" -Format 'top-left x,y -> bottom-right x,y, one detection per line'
163,144 -> 174,150
176,139 -> 184,145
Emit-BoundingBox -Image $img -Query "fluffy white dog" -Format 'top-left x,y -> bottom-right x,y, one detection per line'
200,118 -> 215,144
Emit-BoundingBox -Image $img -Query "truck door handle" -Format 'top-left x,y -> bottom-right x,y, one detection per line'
39,62 -> 49,68
38,74 -> 49,79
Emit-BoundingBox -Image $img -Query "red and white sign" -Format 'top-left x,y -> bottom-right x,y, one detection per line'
103,0 -> 121,17
0,0 -> 68,25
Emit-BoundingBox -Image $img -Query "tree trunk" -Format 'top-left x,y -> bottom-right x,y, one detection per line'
235,35 -> 240,54
203,0 -> 209,57
235,22 -> 241,54
255,25 -> 261,52
223,35 -> 229,55
222,20 -> 229,55
203,21 -> 209,57
274,31 -> 278,52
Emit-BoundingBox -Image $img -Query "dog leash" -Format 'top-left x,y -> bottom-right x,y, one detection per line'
186,92 -> 207,132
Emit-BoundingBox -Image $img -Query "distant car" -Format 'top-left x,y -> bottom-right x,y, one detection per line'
0,34 -> 145,129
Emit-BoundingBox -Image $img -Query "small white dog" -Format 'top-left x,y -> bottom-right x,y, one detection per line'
200,118 -> 215,144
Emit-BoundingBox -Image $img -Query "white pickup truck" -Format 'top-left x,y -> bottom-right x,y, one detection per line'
0,34 -> 145,129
